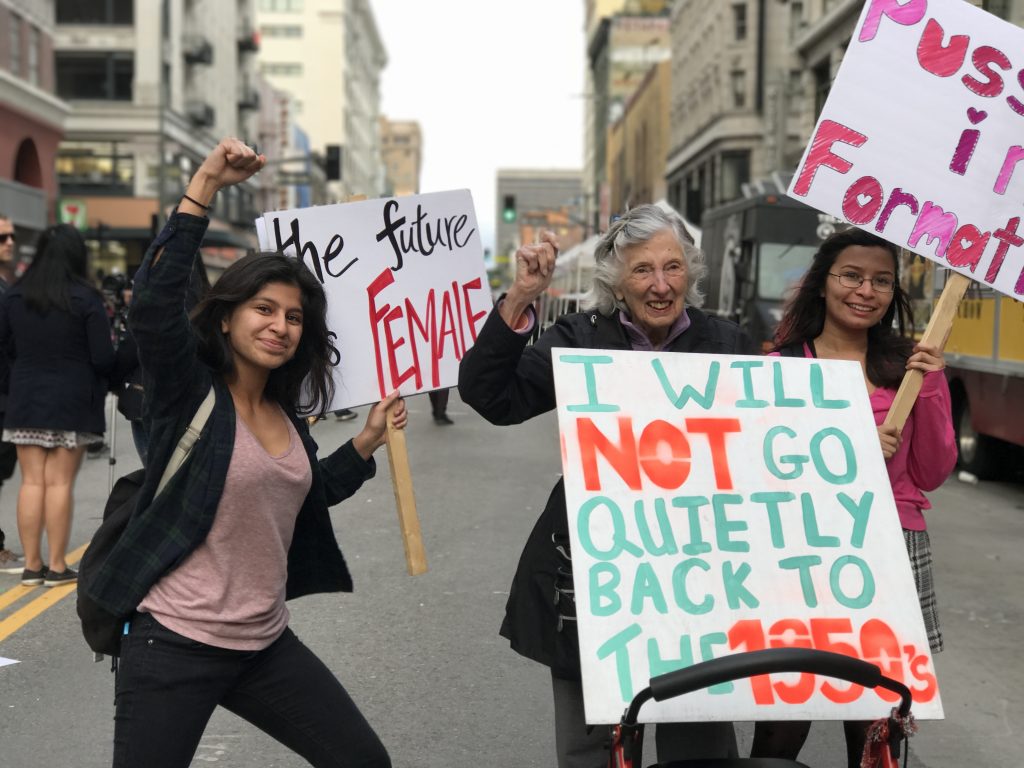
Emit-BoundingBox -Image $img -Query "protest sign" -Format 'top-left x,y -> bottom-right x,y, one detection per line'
257,190 -> 491,410
552,349 -> 942,723
789,0 -> 1024,299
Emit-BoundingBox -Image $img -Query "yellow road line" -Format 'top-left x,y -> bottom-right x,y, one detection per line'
0,584 -> 38,611
0,543 -> 89,644
0,582 -> 78,642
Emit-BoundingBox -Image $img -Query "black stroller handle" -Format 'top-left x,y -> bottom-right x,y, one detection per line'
624,648 -> 913,724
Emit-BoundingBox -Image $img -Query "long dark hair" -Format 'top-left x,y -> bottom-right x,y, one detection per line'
17,224 -> 94,313
773,227 -> 914,389
190,253 -> 337,417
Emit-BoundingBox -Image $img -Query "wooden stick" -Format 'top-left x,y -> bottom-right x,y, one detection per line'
340,193 -> 425,574
385,400 -> 428,575
883,271 -> 971,430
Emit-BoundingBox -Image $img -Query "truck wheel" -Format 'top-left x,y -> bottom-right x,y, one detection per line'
956,400 -> 1001,480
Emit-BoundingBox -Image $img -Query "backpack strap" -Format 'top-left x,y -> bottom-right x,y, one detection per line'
156,386 -> 215,494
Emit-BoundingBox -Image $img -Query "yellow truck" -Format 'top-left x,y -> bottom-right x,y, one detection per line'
909,255 -> 1024,479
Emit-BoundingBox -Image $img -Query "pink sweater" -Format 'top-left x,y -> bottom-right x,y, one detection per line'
139,409 -> 312,649
771,346 -> 956,530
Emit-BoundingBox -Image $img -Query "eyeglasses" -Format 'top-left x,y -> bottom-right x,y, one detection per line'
828,272 -> 895,293
0,233 -> 14,244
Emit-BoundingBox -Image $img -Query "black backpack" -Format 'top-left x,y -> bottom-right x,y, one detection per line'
76,386 -> 215,658
76,469 -> 145,657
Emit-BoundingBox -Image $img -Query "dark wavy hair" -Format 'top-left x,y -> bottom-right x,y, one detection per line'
773,227 -> 914,389
17,224 -> 95,313
189,253 -> 337,417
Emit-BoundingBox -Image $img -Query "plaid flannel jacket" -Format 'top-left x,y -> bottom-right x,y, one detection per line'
86,212 -> 375,617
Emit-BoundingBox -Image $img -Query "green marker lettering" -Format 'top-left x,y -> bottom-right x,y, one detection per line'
559,354 -> 620,412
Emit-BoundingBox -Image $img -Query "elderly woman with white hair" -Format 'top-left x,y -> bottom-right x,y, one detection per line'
459,204 -> 755,767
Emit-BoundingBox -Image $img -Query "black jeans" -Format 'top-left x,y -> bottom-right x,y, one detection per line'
113,613 -> 390,768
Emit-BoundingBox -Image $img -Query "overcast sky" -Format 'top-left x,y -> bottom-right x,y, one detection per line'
371,0 -> 586,253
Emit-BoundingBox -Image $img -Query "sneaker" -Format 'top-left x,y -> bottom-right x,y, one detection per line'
21,566 -> 47,586
0,548 -> 22,566
43,567 -> 77,587
433,414 -> 454,426
334,409 -> 358,422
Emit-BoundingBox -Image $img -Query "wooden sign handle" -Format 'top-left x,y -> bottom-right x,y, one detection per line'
342,193 -> 426,574
883,271 -> 971,430
385,400 -> 428,575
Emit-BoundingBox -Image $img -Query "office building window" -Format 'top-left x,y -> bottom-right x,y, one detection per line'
982,0 -> 1011,18
27,26 -> 39,86
720,151 -> 750,202
9,13 -> 21,75
56,52 -> 133,100
731,70 -> 747,108
733,3 -> 748,41
56,0 -> 133,24
260,24 -> 303,37
56,142 -> 135,193
258,0 -> 304,11
813,60 -> 832,119
789,2 -> 804,41
262,62 -> 303,76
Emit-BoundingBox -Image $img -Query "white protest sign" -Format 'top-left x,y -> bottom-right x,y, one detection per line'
257,191 -> 491,409
789,0 -> 1024,299
552,349 -> 942,723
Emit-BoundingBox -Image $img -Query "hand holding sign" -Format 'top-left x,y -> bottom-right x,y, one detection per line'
257,190 -> 490,576
787,0 -> 1024,429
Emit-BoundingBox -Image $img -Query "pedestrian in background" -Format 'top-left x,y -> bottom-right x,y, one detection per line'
109,280 -> 148,466
751,228 -> 957,767
428,388 -> 453,425
84,138 -> 403,768
0,212 -> 20,566
0,223 -> 115,586
459,204 -> 753,767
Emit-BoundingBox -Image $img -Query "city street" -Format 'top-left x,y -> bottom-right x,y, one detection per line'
0,392 -> 1021,767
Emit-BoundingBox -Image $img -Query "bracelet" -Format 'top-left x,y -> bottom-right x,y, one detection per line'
181,193 -> 211,211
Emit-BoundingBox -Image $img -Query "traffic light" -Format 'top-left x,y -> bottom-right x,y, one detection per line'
502,194 -> 516,223
325,144 -> 342,181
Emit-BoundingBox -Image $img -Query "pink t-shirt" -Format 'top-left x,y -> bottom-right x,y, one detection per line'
139,408 -> 313,649
771,344 -> 956,530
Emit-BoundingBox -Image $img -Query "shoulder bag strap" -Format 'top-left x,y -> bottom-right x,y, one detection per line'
156,386 -> 216,495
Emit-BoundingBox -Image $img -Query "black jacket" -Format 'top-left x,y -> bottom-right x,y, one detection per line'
88,212 -> 376,617
459,306 -> 754,678
0,282 -> 115,434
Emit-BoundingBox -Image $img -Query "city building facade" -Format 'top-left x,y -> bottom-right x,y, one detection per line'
54,0 -> 263,277
606,58 -> 670,216
665,0 -> 806,225
0,0 -> 69,255
256,0 -> 386,202
584,2 -> 670,234
379,117 -> 421,197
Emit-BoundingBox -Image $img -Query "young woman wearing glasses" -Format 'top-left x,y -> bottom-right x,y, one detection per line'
750,227 -> 957,767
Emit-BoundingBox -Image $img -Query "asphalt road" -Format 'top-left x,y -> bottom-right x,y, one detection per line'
0,392 -> 1021,767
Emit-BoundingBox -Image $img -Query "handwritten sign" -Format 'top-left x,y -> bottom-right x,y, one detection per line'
552,350 -> 942,723
790,0 -> 1024,299
257,191 -> 491,409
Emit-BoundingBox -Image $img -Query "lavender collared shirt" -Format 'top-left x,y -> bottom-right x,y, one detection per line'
617,308 -> 691,351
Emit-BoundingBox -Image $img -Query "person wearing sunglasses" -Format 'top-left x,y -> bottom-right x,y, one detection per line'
0,214 -> 19,566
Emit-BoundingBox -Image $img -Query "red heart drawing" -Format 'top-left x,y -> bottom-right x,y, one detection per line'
967,107 -> 987,124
